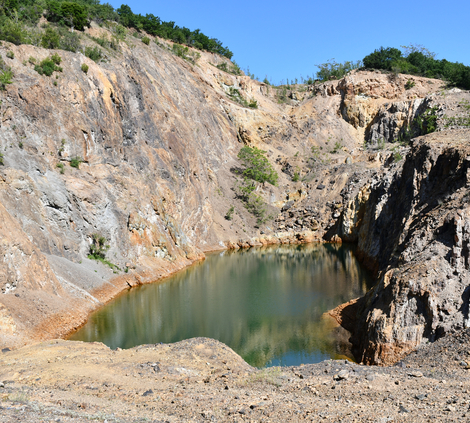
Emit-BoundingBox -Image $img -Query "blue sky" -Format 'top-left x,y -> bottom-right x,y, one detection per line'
106,0 -> 470,84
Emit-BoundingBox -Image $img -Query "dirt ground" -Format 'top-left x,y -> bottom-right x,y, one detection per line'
1,331 -> 469,422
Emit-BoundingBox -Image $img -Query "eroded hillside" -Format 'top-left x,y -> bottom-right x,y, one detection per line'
1,22 -> 470,371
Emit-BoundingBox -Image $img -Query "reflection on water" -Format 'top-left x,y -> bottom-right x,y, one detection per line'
70,244 -> 373,367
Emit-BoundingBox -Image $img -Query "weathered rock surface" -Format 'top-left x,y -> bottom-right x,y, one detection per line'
333,129 -> 470,364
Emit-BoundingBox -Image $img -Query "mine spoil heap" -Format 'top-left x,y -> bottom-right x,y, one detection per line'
1,22 -> 470,421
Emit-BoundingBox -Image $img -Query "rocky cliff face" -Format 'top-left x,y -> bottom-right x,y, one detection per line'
334,129 -> 470,364
1,23 -> 470,365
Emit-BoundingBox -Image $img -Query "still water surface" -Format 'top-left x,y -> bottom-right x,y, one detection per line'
70,244 -> 373,367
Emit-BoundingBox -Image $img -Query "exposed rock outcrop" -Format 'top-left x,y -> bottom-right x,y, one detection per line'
334,130 -> 470,364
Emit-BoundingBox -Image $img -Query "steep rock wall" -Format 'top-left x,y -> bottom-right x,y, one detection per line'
336,130 -> 470,364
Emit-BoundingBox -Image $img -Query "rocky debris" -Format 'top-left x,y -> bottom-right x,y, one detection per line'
1,335 -> 470,422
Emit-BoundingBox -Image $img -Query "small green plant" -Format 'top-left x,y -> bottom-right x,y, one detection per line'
377,138 -> 386,150
142,36 -> 150,45
53,81 -> 57,86
88,233 -> 120,270
59,139 -> 66,154
56,162 -> 65,174
225,205 -> 235,221
18,141 -> 23,149
81,63 -> 89,74
277,85 -> 288,103
70,156 -> 82,169
405,79 -> 415,90
248,98 -> 258,109
0,152 -> 3,165
292,171 -> 300,182
6,51 -> 14,59
51,53 -> 62,65
330,140 -> 342,154
415,106 -> 438,134
28,57 -> 36,65
392,146 -> 403,162
0,69 -> 13,90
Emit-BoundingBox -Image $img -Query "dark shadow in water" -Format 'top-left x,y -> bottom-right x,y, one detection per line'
70,244 -> 373,367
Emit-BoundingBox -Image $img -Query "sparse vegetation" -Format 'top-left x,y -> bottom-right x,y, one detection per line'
141,36 -> 150,45
234,146 -> 277,226
216,61 -> 242,76
56,162 -> 65,174
330,140 -> 342,154
0,152 -> 3,165
392,146 -> 403,162
316,59 -> 362,81
0,68 -> 13,90
248,98 -> 258,109
6,50 -> 14,59
81,63 -> 89,74
443,100 -> 470,128
225,205 -> 235,221
172,43 -> 200,64
405,79 -> 415,90
88,233 -> 120,270
70,156 -> 82,169
34,56 -> 63,76
84,46 -> 102,62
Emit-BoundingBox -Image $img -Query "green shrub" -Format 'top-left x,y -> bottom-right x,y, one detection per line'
237,146 -> 278,185
70,156 -> 82,169
28,56 -> 36,64
84,46 -> 102,62
81,63 -> 89,74
142,36 -> 150,45
0,69 -> 13,90
248,98 -> 258,109
60,31 -> 80,52
363,47 -> 403,71
0,19 -> 28,45
330,140 -> 342,154
56,162 -> 65,174
6,51 -> 14,59
292,171 -> 300,182
41,26 -> 60,49
51,53 -> 62,65
225,205 -> 235,220
88,233 -> 120,270
34,57 -> 62,76
421,107 -> 439,134
0,152 -> 3,165
405,79 -> 415,90
88,233 -> 109,259
45,1 -> 88,31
